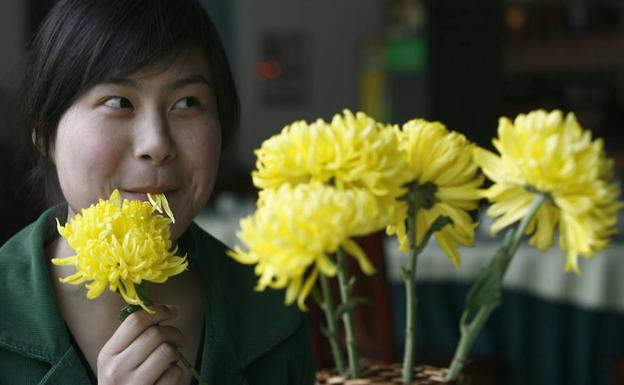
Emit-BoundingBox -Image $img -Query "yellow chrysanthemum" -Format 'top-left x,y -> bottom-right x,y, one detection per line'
52,190 -> 188,312
473,109 -> 622,272
228,183 -> 376,310
386,119 -> 483,266
252,109 -> 410,232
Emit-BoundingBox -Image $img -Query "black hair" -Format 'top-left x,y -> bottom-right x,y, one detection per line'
22,0 -> 240,206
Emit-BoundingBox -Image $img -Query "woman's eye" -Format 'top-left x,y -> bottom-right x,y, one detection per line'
104,97 -> 133,109
173,97 -> 199,110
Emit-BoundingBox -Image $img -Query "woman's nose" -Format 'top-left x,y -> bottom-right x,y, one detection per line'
133,111 -> 176,165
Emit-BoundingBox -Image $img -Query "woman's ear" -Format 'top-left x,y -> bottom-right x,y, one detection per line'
32,129 -> 55,163
31,130 -> 42,153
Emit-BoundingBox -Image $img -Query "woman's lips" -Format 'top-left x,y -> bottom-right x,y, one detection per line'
121,191 -> 150,201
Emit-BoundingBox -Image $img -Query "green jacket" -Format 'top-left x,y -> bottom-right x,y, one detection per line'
0,206 -> 315,384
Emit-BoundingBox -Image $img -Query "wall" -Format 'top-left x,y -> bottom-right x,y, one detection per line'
0,0 -> 26,155
0,0 -> 25,92
233,0 -> 383,168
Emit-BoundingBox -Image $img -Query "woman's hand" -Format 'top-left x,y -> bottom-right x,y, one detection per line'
97,305 -> 186,385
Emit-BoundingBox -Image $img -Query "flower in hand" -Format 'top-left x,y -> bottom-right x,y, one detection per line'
51,189 -> 188,312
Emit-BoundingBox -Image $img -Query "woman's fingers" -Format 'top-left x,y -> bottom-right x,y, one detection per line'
154,364 -> 183,385
97,304 -> 185,385
121,324 -> 186,369
102,305 -> 177,355
136,343 -> 182,384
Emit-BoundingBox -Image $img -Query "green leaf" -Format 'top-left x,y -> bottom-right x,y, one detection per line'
136,282 -> 154,306
428,215 -> 452,234
311,286 -> 323,307
400,267 -> 411,281
463,230 -> 513,323
118,282 -> 154,321
412,215 -> 452,256
346,276 -> 356,293
119,304 -> 143,321
335,297 -> 369,319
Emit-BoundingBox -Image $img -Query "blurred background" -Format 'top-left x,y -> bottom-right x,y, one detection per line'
1,0 -> 624,384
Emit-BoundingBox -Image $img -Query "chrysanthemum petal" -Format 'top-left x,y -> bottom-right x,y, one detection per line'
86,280 -> 107,299
436,183 -> 482,203
527,203 -> 559,251
434,232 -> 461,267
473,147 -> 509,184
342,238 -> 376,275
490,200 -> 531,235
317,254 -> 338,276
435,202 -> 476,240
51,256 -> 78,266
297,268 -> 319,310
285,275 -> 302,305
58,271 -> 85,284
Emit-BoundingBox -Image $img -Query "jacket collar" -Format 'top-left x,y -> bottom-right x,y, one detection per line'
0,206 -> 94,384
35,348 -> 94,384
0,206 -> 72,364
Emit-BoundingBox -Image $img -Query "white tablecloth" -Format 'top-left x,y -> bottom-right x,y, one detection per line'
384,237 -> 624,313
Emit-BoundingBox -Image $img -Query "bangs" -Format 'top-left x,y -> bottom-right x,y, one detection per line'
73,0 -> 214,93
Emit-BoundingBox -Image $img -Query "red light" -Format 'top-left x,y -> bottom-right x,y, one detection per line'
254,60 -> 282,80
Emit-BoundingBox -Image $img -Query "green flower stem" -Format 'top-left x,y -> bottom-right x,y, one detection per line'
399,181 -> 452,384
447,305 -> 496,382
336,248 -> 361,378
318,273 -> 347,374
446,193 -> 548,381
178,350 -> 208,385
401,212 -> 448,383
120,282 -> 209,385
402,213 -> 419,384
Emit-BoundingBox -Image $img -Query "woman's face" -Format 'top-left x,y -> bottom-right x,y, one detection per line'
53,48 -> 221,240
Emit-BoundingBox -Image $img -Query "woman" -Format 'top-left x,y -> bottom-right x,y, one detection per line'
0,0 -> 314,384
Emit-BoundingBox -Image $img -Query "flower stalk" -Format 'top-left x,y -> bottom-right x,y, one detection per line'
336,248 -> 361,378
401,187 -> 451,383
318,274 -> 346,374
446,192 -> 548,381
121,282 -> 209,385
401,213 -> 420,383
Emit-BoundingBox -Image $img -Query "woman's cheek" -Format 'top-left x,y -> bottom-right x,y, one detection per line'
176,116 -> 221,167
55,113 -> 130,207
177,121 -> 221,210
72,122 -> 128,175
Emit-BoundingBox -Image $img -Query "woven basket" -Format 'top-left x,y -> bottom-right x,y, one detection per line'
315,364 -> 469,385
